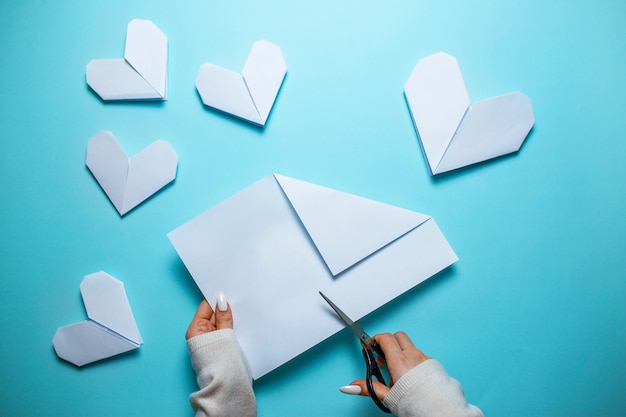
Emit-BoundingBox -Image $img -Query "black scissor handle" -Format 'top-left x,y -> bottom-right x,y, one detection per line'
362,348 -> 391,413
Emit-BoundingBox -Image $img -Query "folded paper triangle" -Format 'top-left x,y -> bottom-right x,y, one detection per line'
124,19 -> 167,99
52,321 -> 139,367
274,174 -> 430,275
52,272 -> 143,367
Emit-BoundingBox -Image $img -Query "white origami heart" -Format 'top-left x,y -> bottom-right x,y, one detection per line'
86,19 -> 168,100
404,52 -> 535,175
52,271 -> 143,367
195,40 -> 287,126
86,130 -> 178,216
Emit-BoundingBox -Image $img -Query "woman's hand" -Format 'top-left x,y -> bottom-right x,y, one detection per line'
340,331 -> 430,399
186,292 -> 232,340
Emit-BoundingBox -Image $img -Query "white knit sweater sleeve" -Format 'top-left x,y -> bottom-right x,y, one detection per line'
187,329 -> 257,417
383,359 -> 484,417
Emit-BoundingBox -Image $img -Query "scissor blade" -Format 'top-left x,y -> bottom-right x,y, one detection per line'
319,291 -> 371,346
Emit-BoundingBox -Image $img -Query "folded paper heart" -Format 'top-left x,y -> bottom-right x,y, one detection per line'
86,19 -> 168,100
404,52 -> 535,175
52,271 -> 143,367
168,173 -> 458,378
195,40 -> 287,126
86,130 -> 178,216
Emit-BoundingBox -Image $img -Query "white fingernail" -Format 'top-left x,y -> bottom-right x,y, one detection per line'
216,291 -> 228,312
339,385 -> 361,395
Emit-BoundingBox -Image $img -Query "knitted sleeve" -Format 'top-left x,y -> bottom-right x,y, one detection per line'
383,359 -> 483,417
187,329 -> 257,417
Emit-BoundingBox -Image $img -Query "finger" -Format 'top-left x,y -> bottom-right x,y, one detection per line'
185,300 -> 215,339
393,332 -> 430,361
375,355 -> 386,368
393,331 -> 415,351
374,332 -> 402,357
340,379 -> 390,400
214,291 -> 234,330
194,299 -> 214,321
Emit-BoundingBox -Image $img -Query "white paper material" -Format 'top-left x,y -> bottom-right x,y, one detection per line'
168,174 -> 458,379
52,272 -> 143,367
274,174 -> 431,275
404,52 -> 535,175
86,19 -> 168,101
195,40 -> 287,126
86,130 -> 178,216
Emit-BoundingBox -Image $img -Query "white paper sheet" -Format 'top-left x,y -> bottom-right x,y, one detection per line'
195,40 -> 287,126
168,174 -> 458,379
404,52 -> 535,175
86,19 -> 168,101
85,130 -> 178,216
52,272 -> 143,367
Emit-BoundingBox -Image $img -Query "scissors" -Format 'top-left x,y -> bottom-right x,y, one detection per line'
319,291 -> 391,413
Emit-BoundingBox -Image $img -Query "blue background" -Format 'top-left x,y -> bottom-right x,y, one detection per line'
1,1 -> 625,416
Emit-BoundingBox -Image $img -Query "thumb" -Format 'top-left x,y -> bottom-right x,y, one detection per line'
340,378 -> 390,400
214,291 -> 234,330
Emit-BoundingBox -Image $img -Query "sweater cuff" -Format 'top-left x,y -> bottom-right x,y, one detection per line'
186,328 -> 236,354
383,359 -> 483,417
385,359 -> 451,414
384,359 -> 444,407
187,328 -> 253,390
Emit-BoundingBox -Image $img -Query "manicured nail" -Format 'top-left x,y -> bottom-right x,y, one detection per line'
339,385 -> 361,395
216,291 -> 228,312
